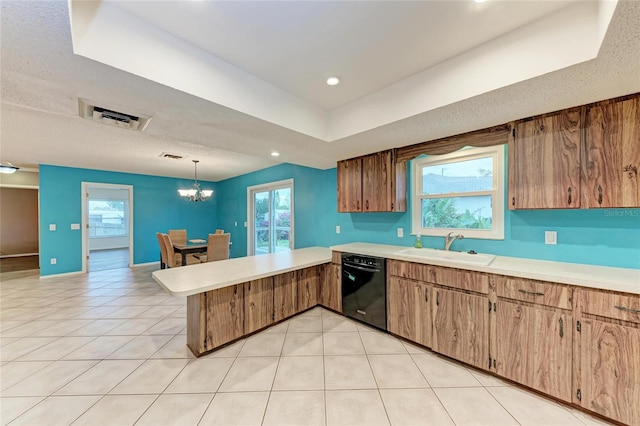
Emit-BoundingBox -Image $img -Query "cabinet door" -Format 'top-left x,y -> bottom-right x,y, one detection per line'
274,271 -> 297,321
297,266 -> 319,312
584,97 -> 640,208
496,301 -> 572,402
579,319 -> 640,425
320,263 -> 342,312
203,285 -> 244,352
432,288 -> 489,370
510,109 -> 581,209
244,278 -> 274,334
387,277 -> 431,347
337,157 -> 362,212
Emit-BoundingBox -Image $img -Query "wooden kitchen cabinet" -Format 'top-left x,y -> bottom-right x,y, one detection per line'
494,275 -> 574,402
509,108 -> 582,209
297,266 -> 319,312
243,278 -> 274,334
337,149 -> 406,213
274,271 -> 297,321
432,287 -> 489,370
495,301 -> 573,402
337,157 -> 362,212
387,276 -> 432,348
320,253 -> 342,312
575,289 -> 640,425
186,284 -> 244,355
583,96 -> 640,208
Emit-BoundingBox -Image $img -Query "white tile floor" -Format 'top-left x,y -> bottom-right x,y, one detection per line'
0,266 -> 614,426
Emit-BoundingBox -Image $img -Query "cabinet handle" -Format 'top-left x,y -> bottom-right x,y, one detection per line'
559,318 -> 564,338
567,187 -> 572,205
391,202 -> 394,211
436,292 -> 439,306
357,200 -> 360,210
597,185 -> 603,205
512,197 -> 515,207
424,290 -> 428,303
615,305 -> 640,315
365,199 -> 369,210
518,289 -> 544,297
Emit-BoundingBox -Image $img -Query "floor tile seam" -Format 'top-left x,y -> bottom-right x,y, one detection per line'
484,385 -> 587,425
440,385 -> 523,426
0,360 -> 55,393
1,359 -> 101,399
401,349 -> 436,388
13,336 -> 102,362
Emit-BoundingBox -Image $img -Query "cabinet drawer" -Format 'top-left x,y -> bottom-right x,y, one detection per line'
388,260 -> 488,294
581,289 -> 640,324
495,276 -> 572,310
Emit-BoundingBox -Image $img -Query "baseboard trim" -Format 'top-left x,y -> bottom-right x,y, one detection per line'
132,262 -> 158,268
39,270 -> 84,279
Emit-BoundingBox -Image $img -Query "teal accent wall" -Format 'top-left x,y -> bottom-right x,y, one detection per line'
39,165 -> 218,275
38,160 -> 640,277
216,163 -> 640,269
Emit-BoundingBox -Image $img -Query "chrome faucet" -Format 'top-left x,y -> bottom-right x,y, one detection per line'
444,232 -> 464,251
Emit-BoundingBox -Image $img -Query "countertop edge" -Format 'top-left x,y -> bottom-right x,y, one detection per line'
330,243 -> 640,295
152,247 -> 331,297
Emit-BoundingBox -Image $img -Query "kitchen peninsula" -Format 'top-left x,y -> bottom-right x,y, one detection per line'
152,247 -> 331,356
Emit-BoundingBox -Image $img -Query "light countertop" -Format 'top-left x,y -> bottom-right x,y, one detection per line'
152,246 -> 331,297
331,242 -> 640,295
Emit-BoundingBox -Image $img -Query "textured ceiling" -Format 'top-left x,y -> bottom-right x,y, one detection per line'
0,0 -> 639,182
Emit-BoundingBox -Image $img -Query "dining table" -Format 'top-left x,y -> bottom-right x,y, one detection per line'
172,239 -> 208,266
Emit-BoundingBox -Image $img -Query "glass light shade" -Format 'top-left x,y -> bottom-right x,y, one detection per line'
178,188 -> 197,197
0,163 -> 19,174
201,190 -> 213,197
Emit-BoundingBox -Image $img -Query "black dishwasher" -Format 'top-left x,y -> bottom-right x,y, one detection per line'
341,253 -> 386,331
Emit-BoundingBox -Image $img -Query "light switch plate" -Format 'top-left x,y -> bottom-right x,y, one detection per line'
545,231 -> 557,245
50,258 -> 57,265
49,224 -> 56,231
71,223 -> 80,230
397,228 -> 404,238
336,226 -> 341,234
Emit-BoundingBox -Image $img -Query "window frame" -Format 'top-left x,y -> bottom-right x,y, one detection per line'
411,145 -> 505,240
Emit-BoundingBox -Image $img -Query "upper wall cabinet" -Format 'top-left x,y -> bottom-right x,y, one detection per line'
508,108 -> 582,209
337,149 -> 406,213
583,96 -> 640,208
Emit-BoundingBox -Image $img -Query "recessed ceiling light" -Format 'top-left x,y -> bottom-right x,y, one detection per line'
326,77 -> 340,86
271,151 -> 280,157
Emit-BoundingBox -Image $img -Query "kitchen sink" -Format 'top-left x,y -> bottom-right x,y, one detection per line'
394,248 -> 496,266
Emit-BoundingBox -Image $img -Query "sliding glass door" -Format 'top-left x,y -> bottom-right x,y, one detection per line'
248,179 -> 293,256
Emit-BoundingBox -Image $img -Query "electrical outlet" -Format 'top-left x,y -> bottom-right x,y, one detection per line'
71,223 -> 80,230
545,231 -> 557,245
49,224 -> 56,231
234,221 -> 238,227
336,226 -> 341,234
397,228 -> 404,238
244,222 -> 248,227
50,258 -> 57,265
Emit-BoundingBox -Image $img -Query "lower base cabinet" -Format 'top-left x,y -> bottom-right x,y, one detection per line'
320,262 -> 342,312
496,301 -> 573,402
274,271 -> 297,321
387,277 -> 431,347
187,284 -> 244,355
578,319 -> 640,425
244,278 -> 274,334
432,287 -> 489,370
297,266 -> 319,311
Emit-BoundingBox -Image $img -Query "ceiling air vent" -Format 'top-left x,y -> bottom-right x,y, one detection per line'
78,99 -> 152,131
159,152 -> 184,160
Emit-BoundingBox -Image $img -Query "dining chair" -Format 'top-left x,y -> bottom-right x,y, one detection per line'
168,229 -> 187,245
156,232 -> 169,268
215,229 -> 224,234
162,233 -> 199,267
197,233 -> 231,263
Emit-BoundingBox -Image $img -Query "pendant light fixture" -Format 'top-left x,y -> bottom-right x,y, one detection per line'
178,160 -> 213,202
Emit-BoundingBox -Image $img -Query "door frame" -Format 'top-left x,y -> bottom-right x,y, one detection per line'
81,182 -> 134,272
246,178 -> 294,256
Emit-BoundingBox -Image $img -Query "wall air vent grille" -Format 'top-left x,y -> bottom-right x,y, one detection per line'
78,99 -> 152,132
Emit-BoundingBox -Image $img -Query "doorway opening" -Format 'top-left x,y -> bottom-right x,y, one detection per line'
0,186 -> 39,274
82,183 -> 133,272
247,179 -> 294,256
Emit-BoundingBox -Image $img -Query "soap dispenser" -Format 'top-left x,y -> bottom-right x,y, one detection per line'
414,234 -> 422,249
